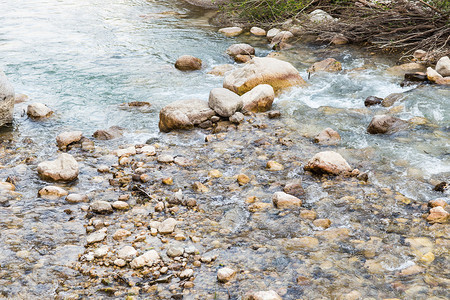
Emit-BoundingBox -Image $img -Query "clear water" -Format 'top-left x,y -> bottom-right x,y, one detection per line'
0,0 -> 449,298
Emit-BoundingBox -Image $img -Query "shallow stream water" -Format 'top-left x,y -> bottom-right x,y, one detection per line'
0,0 -> 449,299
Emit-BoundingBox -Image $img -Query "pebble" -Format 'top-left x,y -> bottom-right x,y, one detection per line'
112,201 -> 129,210
192,181 -> 209,193
117,246 -> 137,261
90,201 -> 113,214
426,206 -> 449,223
113,229 -> 131,240
38,186 -> 68,200
115,146 -> 136,157
162,177 -> 173,185
157,154 -> 174,163
217,267 -> 236,283
266,160 -> 284,171
420,252 -> 435,264
114,259 -> 127,267
428,199 -> 447,208
93,245 -> 109,258
245,290 -> 282,300
130,250 -> 160,269
237,174 -> 250,185
159,218 -> 177,234
167,246 -> 184,257
66,193 -> 88,203
209,169 -> 222,178
86,228 -> 107,244
141,145 -> 156,155
179,268 -> 194,279
268,110 -> 281,119
285,237 -> 319,250
313,218 -> 331,229
272,191 -> 302,208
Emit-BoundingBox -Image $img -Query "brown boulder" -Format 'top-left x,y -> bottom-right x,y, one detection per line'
241,84 -> 275,113
175,55 -> 202,71
367,115 -> 408,134
313,128 -> 340,145
307,58 -> 342,73
304,151 -> 352,175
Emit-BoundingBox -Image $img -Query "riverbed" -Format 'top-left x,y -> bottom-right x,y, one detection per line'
0,0 -> 449,299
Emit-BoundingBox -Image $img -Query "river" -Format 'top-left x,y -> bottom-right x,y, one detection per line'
0,0 -> 449,299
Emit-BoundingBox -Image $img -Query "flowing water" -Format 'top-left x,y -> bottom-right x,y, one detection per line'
0,0 -> 449,299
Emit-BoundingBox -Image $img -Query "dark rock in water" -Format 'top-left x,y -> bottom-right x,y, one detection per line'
93,126 -> 124,140
367,115 -> 408,134
364,96 -> 383,107
175,55 -> 202,71
433,182 -> 448,192
404,72 -> 428,82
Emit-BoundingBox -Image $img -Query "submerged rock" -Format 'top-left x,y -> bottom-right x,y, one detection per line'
208,64 -> 234,76
159,99 -> 216,132
175,55 -> 202,71
27,103 -> 53,119
313,128 -> 340,145
382,93 -> 405,107
367,115 -> 408,134
241,84 -> 275,113
224,57 -> 307,95
38,186 -> 68,200
130,250 -> 160,268
90,201 -> 113,214
244,290 -> 282,300
307,58 -> 342,73
0,69 -> 15,126
386,62 -> 426,76
208,88 -> 243,117
217,267 -> 236,283
93,126 -> 124,140
37,153 -> 79,182
304,151 -> 352,175
427,206 -> 449,224
269,31 -> 294,49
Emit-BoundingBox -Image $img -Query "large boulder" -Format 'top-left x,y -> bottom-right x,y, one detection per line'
175,55 -> 202,71
304,151 -> 352,175
223,57 -> 307,95
386,63 -> 426,76
435,56 -> 450,77
37,153 -> 79,182
307,58 -> 342,73
367,115 -> 408,134
0,70 -> 14,126
159,99 -> 216,132
241,84 -> 275,113
208,88 -> 242,117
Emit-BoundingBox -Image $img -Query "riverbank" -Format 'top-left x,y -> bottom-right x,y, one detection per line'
0,0 -> 449,299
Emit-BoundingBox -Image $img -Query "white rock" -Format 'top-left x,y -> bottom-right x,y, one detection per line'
245,290 -> 282,300
141,145 -> 156,155
56,131 -> 83,150
208,88 -> 243,117
157,154 -> 174,163
66,193 -> 88,203
427,67 -> 443,83
241,84 -> 275,113
114,146 -> 136,157
266,28 -> 281,41
223,57 -> 307,95
272,191 -> 302,208
180,268 -> 194,279
436,56 -> 450,77
86,228 -> 107,244
159,218 -> 177,234
117,246 -> 137,261
217,267 -> 236,282
114,258 -> 126,267
130,250 -> 160,268
229,112 -> 245,124
226,44 -> 255,58
309,9 -> 336,23
218,27 -> 243,37
167,246 -> 184,257
37,153 -> 79,182
304,151 -> 352,175
93,245 -> 109,258
38,186 -> 68,200
27,103 -> 53,119
250,27 -> 266,36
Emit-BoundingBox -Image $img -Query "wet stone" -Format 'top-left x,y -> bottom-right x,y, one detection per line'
66,193 -> 88,203
272,191 -> 302,208
157,154 -> 174,163
217,267 -> 236,283
117,246 -> 137,261
86,228 -> 107,244
90,201 -> 113,214
113,229 -> 131,240
38,186 -> 68,200
167,246 -> 184,257
313,218 -> 331,229
237,174 -> 250,185
266,160 -> 284,171
180,268 -> 194,279
112,201 -> 129,210
159,218 -> 177,234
